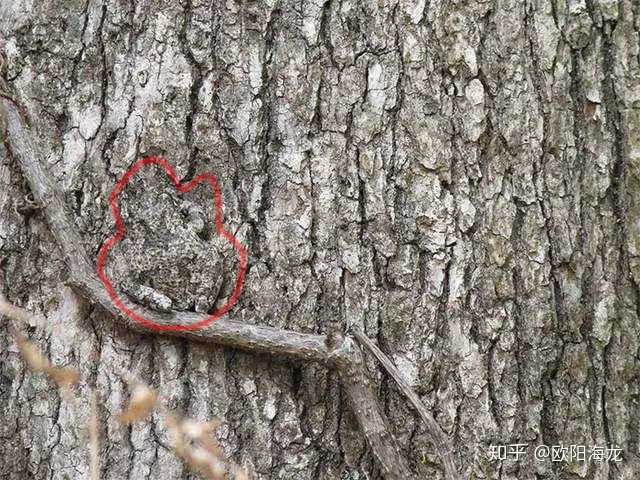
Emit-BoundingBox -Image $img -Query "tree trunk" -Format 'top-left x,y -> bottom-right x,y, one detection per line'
1,0 -> 639,479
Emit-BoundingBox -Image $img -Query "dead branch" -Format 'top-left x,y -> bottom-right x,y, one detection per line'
353,329 -> 460,480
331,333 -> 416,478
90,390 -> 100,480
0,91 -> 454,479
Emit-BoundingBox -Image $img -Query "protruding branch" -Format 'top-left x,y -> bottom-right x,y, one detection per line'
332,336 -> 417,479
353,329 -> 460,480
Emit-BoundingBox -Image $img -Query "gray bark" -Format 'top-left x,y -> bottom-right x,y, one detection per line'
1,0 -> 639,479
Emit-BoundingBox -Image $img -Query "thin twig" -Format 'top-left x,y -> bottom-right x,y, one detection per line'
352,328 -> 460,480
0,295 -> 32,324
331,334 -> 416,478
4,312 -> 80,392
90,390 -> 100,480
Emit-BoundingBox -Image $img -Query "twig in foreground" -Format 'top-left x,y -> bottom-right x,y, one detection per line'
90,390 -> 100,480
2,298 -> 80,392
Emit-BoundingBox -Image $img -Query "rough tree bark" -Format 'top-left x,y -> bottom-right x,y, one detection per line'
1,1 -> 639,479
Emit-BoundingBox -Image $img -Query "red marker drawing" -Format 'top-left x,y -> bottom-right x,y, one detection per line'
97,156 -> 247,331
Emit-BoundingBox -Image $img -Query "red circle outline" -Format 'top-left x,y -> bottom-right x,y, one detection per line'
96,156 -> 248,331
